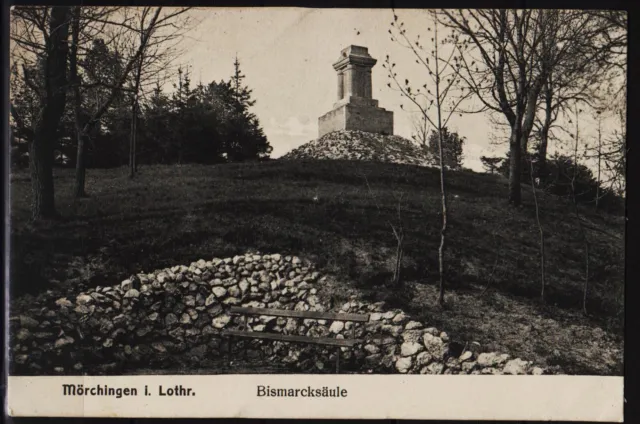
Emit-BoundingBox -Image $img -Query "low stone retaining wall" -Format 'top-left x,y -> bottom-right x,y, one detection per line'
10,253 -> 553,375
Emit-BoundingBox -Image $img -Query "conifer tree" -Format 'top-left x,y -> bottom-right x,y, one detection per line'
231,55 -> 256,112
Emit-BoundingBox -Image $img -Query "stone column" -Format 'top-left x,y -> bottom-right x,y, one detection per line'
365,69 -> 372,99
337,72 -> 344,100
354,65 -> 364,97
344,65 -> 354,98
349,65 -> 358,97
351,65 -> 360,97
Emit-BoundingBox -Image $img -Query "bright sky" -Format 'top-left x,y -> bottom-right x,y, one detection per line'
175,8 -> 624,172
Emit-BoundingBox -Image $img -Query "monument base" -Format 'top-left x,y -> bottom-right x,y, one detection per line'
318,102 -> 394,138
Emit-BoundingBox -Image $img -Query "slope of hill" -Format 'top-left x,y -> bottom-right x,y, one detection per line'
282,130 -> 431,166
10,160 -> 624,375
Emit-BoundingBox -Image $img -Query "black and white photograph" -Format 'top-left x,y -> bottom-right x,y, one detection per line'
6,5 -> 627,420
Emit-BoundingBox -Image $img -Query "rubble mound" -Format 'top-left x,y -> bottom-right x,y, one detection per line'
282,130 -> 432,167
9,252 -> 557,376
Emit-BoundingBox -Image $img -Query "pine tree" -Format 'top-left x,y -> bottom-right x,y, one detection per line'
224,56 -> 271,161
231,55 -> 255,112
480,156 -> 503,174
172,66 -> 193,164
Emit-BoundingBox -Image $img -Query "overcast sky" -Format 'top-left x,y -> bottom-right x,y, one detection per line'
176,8 -> 624,172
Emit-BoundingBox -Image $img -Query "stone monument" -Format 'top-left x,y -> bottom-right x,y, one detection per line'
318,45 -> 394,138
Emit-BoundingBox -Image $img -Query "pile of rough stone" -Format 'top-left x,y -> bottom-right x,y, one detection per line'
9,252 -> 554,375
282,130 -> 432,167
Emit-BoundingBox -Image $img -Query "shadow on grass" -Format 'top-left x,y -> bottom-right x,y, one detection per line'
10,161 -> 624,336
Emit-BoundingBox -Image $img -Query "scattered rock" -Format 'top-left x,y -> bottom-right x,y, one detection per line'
16,329 -> 31,341
459,351 -> 473,362
395,356 -> 413,373
477,352 -> 510,368
532,367 -> 544,375
55,298 -> 73,308
76,294 -> 93,305
364,344 -> 380,355
503,358 -> 531,375
165,313 -> 178,327
392,312 -> 408,324
415,351 -> 432,367
401,329 -> 424,344
421,362 -> 444,374
329,321 -> 345,334
369,313 -> 382,322
405,321 -> 423,330
212,287 -> 227,298
422,333 -> 445,360
124,289 -> 140,299
54,336 -> 75,348
211,315 -> 230,329
19,315 -> 40,329
401,341 -> 424,357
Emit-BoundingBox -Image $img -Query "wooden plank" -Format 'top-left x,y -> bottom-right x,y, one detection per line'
221,329 -> 361,348
228,306 -> 369,322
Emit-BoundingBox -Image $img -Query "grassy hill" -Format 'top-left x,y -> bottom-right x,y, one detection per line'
10,160 -> 624,375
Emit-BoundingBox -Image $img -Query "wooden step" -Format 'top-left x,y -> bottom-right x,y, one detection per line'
228,306 -> 369,323
221,329 -> 361,348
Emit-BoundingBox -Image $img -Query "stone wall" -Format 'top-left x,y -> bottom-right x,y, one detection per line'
9,253 -> 555,376
344,104 -> 393,135
318,107 -> 346,138
318,104 -> 393,138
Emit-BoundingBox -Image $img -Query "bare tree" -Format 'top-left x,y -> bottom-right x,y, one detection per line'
532,12 -> 623,183
72,7 -> 164,197
386,10 -> 470,305
586,11 -> 627,198
125,7 -> 194,178
440,10 -> 603,206
588,10 -> 627,109
569,104 -> 590,315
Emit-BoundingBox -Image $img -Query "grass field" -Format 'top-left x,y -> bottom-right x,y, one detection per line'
10,160 -> 624,375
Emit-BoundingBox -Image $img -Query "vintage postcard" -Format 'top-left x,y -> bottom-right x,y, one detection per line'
7,6 -> 625,421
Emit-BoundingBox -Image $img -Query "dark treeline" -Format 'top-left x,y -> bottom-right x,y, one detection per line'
478,148 -> 625,215
11,51 -> 271,169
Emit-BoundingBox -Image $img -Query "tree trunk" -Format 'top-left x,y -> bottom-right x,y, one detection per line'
130,35 -> 144,178
508,127 -> 522,206
537,127 -> 549,181
133,120 -> 138,173
74,135 -> 87,197
69,7 -> 87,199
129,100 -> 136,178
529,156 -> 546,302
30,6 -> 72,219
536,79 -> 553,183
29,136 -> 56,219
571,105 -> 590,315
432,22 -> 448,306
393,235 -> 404,286
437,127 -> 448,306
595,116 -> 602,209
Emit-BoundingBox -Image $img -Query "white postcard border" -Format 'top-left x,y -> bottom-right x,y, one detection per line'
7,374 -> 623,421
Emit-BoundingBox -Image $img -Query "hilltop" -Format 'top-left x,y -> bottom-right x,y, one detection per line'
282,130 -> 431,166
10,160 -> 624,375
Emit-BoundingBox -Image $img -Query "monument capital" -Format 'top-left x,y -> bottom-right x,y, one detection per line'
333,45 -> 378,71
